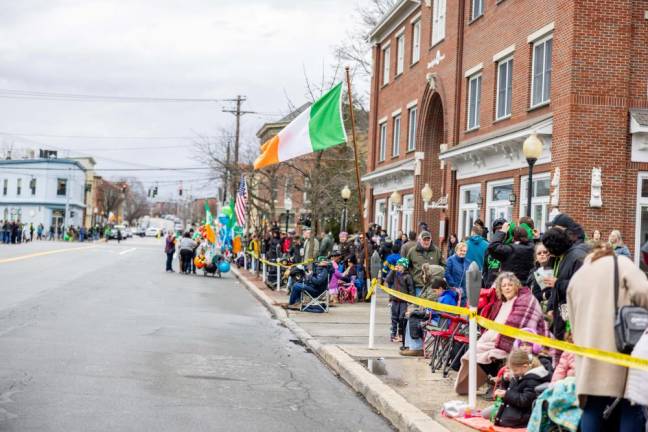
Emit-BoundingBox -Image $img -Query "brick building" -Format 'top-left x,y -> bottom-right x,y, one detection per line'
363,0 -> 648,260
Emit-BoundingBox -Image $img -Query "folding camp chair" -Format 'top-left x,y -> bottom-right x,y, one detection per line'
300,289 -> 329,313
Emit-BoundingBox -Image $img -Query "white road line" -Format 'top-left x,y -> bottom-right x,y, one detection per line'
119,248 -> 137,255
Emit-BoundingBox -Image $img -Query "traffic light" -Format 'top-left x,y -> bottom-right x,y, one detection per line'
121,184 -> 128,194
148,188 -> 152,197
153,186 -> 158,197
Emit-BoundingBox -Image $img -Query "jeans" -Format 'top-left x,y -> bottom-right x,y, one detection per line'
289,282 -> 324,305
390,301 -> 408,337
580,396 -> 646,432
166,252 -> 174,271
180,249 -> 193,273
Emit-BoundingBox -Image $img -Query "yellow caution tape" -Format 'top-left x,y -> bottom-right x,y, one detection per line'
246,251 -> 312,269
371,278 -> 648,371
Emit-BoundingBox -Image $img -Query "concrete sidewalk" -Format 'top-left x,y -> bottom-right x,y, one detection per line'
232,266 -> 488,432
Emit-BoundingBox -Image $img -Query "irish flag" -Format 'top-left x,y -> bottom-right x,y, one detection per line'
254,82 -> 347,170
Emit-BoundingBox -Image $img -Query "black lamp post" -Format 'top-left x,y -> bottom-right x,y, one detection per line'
284,198 -> 292,233
523,133 -> 543,218
340,185 -> 351,232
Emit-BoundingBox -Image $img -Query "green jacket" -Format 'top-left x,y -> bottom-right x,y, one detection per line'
319,234 -> 334,257
407,243 -> 445,288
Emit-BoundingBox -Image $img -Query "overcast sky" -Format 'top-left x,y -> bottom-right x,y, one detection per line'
0,0 -> 363,199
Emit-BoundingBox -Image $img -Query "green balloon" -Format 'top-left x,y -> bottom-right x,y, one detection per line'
222,207 -> 233,218
233,225 -> 243,235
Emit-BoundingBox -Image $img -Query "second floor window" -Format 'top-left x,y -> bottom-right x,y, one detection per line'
16,178 -> 21,196
392,115 -> 401,157
467,74 -> 482,130
432,0 -> 446,45
412,20 -> 421,63
531,36 -> 552,107
496,57 -> 513,119
471,0 -> 484,21
379,122 -> 387,161
2,179 -> 7,196
382,45 -> 391,85
57,178 -> 67,196
396,34 -> 405,75
407,106 -> 417,152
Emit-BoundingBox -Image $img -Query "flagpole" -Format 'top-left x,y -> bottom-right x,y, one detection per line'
344,66 -> 375,349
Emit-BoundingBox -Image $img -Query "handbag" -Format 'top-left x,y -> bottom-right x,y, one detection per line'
613,254 -> 648,354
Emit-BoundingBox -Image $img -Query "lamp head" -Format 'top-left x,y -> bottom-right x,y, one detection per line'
421,183 -> 433,203
341,185 -> 351,200
523,133 -> 543,160
390,190 -> 402,206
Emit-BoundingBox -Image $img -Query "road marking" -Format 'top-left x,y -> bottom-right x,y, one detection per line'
0,245 -> 97,264
119,247 -> 137,255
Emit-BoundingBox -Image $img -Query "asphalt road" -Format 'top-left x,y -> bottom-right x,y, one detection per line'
0,238 -> 392,432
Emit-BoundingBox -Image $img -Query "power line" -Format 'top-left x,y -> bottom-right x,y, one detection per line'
0,166 -> 212,172
0,131 -> 225,140
0,88 -> 236,103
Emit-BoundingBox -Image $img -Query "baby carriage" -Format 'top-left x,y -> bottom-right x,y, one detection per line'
337,277 -> 358,304
204,254 -> 224,278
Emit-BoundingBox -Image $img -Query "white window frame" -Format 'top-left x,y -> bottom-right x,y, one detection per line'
432,0 -> 446,45
388,198 -> 400,240
530,35 -> 553,108
635,173 -> 648,267
496,56 -> 513,120
396,33 -> 405,75
392,114 -> 401,157
486,179 -> 514,232
407,106 -> 417,152
378,121 -> 387,162
458,184 -> 481,241
402,194 -> 414,234
382,45 -> 391,85
374,199 -> 386,228
467,74 -> 482,131
16,178 -> 21,196
519,173 -> 551,233
411,20 -> 421,64
471,0 -> 484,21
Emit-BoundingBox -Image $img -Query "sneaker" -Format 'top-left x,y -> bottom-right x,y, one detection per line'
399,349 -> 423,357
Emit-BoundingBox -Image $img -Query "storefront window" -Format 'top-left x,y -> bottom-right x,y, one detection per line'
374,199 -> 386,229
636,174 -> 648,271
487,179 -> 513,236
520,174 -> 551,233
402,194 -> 414,235
458,184 -> 481,241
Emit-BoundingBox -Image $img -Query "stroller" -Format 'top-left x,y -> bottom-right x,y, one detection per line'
337,277 -> 358,304
204,254 -> 224,278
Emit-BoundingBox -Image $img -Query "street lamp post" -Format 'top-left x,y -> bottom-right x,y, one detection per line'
340,185 -> 351,232
284,198 -> 292,233
522,133 -> 544,218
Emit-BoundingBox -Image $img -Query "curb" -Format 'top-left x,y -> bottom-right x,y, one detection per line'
231,267 -> 449,432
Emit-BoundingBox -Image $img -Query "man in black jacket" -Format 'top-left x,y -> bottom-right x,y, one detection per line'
487,223 -> 535,284
286,258 -> 331,308
482,218 -> 507,287
542,213 -> 590,340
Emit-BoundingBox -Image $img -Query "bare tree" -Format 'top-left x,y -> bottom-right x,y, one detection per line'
119,178 -> 150,223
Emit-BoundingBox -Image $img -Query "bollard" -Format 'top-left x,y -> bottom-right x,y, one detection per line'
368,251 -> 383,349
465,261 -> 482,409
276,259 -> 281,290
262,254 -> 267,282
243,252 -> 247,270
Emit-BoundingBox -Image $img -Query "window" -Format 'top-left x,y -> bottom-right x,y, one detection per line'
432,0 -> 446,45
382,45 -> 391,85
57,178 -> 67,196
458,184 -> 481,240
30,178 -> 36,195
388,199 -> 400,239
402,194 -> 414,234
636,173 -> 648,270
378,122 -> 387,161
374,199 -> 386,228
496,57 -> 513,119
392,115 -> 401,157
407,106 -> 417,152
467,74 -> 482,130
471,0 -> 484,20
486,179 -> 514,234
411,20 -> 421,63
2,179 -> 6,196
396,34 -> 405,75
520,174 -> 551,233
16,178 -> 21,196
531,36 -> 552,107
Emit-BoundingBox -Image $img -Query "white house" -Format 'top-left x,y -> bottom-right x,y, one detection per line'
0,159 -> 86,229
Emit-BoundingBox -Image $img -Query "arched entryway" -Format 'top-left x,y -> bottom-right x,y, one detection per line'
413,82 -> 447,245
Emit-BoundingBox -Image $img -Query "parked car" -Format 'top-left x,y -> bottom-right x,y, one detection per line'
132,227 -> 146,237
146,227 -> 161,237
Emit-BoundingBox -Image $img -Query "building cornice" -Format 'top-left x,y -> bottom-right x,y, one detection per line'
0,159 -> 86,171
369,0 -> 421,44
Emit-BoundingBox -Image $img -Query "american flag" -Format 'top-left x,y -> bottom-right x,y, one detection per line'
235,175 -> 248,227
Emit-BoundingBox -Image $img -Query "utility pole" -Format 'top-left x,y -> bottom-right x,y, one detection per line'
223,95 -> 255,197
223,141 -> 231,205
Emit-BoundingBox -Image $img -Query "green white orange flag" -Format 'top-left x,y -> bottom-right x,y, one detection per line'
254,82 -> 347,170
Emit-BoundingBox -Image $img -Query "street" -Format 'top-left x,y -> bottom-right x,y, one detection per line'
0,238 -> 392,432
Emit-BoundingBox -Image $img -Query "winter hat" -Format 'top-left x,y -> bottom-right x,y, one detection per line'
513,327 -> 542,355
397,257 -> 410,268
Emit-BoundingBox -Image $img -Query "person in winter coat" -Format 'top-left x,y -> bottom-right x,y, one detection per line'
487,223 -> 535,284
385,257 -> 415,342
465,225 -> 489,270
164,232 -> 176,272
542,213 -> 590,340
526,242 -> 554,303
447,233 -> 458,257
407,231 -> 445,296
483,348 -> 551,428
327,251 -> 344,300
319,231 -> 334,258
609,229 -> 631,259
399,231 -> 417,258
287,258 -> 331,308
444,241 -> 471,305
302,229 -> 319,263
482,218 -> 507,287
567,242 -> 648,430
